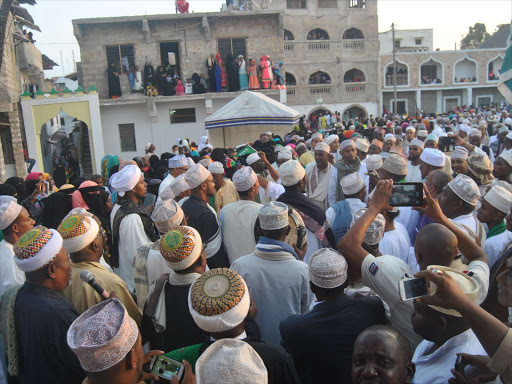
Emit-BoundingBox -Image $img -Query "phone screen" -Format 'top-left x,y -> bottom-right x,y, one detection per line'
439,137 -> 456,152
390,183 -> 423,207
151,356 -> 182,380
401,278 -> 428,300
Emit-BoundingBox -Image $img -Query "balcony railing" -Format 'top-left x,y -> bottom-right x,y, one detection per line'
284,42 -> 295,53
342,40 -> 365,50
309,85 -> 332,95
308,41 -> 330,51
345,83 -> 366,93
385,74 -> 408,86
286,88 -> 296,97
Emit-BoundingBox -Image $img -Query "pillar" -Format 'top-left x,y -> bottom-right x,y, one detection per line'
416,89 -> 422,112
436,90 -> 442,114
9,105 -> 27,178
467,87 -> 473,106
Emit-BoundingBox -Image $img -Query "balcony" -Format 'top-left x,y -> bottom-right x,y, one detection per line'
342,40 -> 365,50
309,85 -> 332,95
308,41 -> 330,51
16,42 -> 43,72
284,42 -> 295,53
345,83 -> 366,93
286,87 -> 296,98
385,74 -> 408,87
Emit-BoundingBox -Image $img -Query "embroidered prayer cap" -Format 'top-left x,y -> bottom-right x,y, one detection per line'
309,248 -> 348,289
366,154 -> 383,171
189,268 -> 251,333
14,226 -> 63,272
417,130 -> 428,138
467,155 -> 494,185
160,184 -> 175,201
483,185 -> 512,214
470,129 -> 482,138
208,161 -> 224,175
324,134 -> 339,145
279,160 -> 306,187
186,157 -> 195,168
0,195 -> 22,230
185,163 -> 212,189
152,199 -> 185,233
258,201 -> 289,230
311,132 -> 323,140
425,266 -> 479,317
199,158 -> 212,169
170,174 -> 189,197
110,165 -> 141,197
425,133 -> 439,143
384,133 -> 396,143
67,298 -> 139,372
340,139 -> 356,152
278,149 -> 293,160
168,154 -> 188,169
195,339 -> 268,384
499,126 -> 509,134
498,150 -> 512,166
405,126 -> 416,133
420,148 -> 445,167
58,215 -> 100,254
451,146 -> 469,161
296,142 -> 307,151
246,153 -> 261,166
371,139 -> 383,149
314,142 -> 330,153
382,153 -> 408,176
355,138 -> 370,153
448,174 -> 481,206
232,166 -> 258,192
351,208 -> 385,246
409,139 -> 424,150
341,173 -> 365,195
65,207 -> 93,220
158,226 -> 202,271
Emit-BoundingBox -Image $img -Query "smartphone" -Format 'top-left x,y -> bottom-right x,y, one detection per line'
399,277 -> 430,301
455,354 -> 465,375
439,137 -> 456,152
390,183 -> 423,207
149,355 -> 184,381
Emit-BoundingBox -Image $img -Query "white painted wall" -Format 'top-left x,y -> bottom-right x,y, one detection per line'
454,59 -> 477,80
286,102 -> 379,119
379,29 -> 434,55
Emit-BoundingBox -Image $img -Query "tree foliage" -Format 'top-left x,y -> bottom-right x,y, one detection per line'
460,23 -> 490,50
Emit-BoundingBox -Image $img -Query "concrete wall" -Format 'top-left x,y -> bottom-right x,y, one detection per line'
379,29 -> 433,55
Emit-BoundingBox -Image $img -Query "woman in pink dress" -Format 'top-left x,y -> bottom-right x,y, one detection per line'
260,55 -> 271,89
248,59 -> 259,90
215,53 -> 227,89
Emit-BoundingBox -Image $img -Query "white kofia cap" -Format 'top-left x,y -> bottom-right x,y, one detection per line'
366,154 -> 383,171
484,185 -> 512,214
314,142 -> 330,153
448,174 -> 481,206
168,154 -> 188,169
185,163 -> 212,189
258,202 -> 289,230
246,152 -> 261,165
409,138 -> 424,150
170,174 -> 190,196
341,173 -> 365,195
451,146 -> 469,160
208,161 -> 224,175
309,248 -> 348,289
232,166 -> 258,192
0,196 -> 22,230
355,138 -> 370,153
324,135 -> 339,145
279,160 -> 306,187
420,148 -> 445,167
351,208 -> 385,246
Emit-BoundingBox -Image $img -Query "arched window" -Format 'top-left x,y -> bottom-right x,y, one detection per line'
285,73 -> 297,86
343,68 -> 365,83
488,55 -> 503,81
384,61 -> 409,86
307,28 -> 329,41
454,57 -> 477,83
309,71 -> 331,85
420,58 -> 444,85
342,27 -> 364,40
284,29 -> 295,41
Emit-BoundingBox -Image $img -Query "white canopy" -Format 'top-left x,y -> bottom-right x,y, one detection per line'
205,91 -> 300,130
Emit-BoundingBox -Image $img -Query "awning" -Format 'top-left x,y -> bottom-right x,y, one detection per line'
205,91 -> 299,130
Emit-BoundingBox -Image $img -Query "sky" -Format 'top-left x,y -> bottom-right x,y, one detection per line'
28,0 -> 512,79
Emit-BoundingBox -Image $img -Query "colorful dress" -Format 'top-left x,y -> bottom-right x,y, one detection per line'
260,56 -> 272,89
215,53 -> 227,90
239,56 -> 249,91
248,60 -> 259,89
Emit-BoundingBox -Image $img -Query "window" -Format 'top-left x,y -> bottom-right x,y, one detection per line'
285,73 -> 297,86
307,28 -> 329,40
60,117 -> 65,126
394,39 -> 401,48
309,71 -> 331,85
343,27 -> 364,39
284,29 -> 295,41
287,0 -> 306,8
217,38 -> 246,64
118,124 -> 136,152
50,118 -> 54,127
415,38 -> 423,46
421,65 -> 438,83
318,0 -> 337,8
343,68 -> 365,83
170,108 -> 196,124
0,127 -> 14,165
106,45 -> 135,74
348,0 -> 366,8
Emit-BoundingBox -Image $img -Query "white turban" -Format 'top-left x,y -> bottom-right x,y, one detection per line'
279,160 -> 306,186
0,196 -> 22,230
111,165 -> 142,197
185,163 -> 211,189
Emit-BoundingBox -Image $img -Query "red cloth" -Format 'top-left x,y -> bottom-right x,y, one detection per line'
177,0 -> 189,13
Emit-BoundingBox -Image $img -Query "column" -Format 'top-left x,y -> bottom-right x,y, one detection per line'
416,89 -> 422,112
436,90 -> 442,113
467,87 -> 473,106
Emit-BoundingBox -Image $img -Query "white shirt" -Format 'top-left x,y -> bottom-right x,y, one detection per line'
111,204 -> 151,293
412,329 -> 487,384
325,198 -> 366,227
453,213 -> 485,248
0,240 -> 25,296
379,228 -> 411,265
483,230 -> 512,268
146,248 -> 175,289
220,200 -> 263,263
395,207 -> 420,244
157,174 -> 175,205
405,162 -> 422,182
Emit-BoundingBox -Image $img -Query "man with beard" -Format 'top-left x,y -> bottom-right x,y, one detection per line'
405,139 -> 424,182
451,147 -> 470,177
328,140 -> 361,207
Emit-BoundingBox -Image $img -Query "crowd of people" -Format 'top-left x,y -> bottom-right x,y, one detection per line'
1,102 -> 512,384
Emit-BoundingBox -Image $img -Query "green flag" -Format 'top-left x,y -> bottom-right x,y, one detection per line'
236,145 -> 257,158
498,23 -> 512,103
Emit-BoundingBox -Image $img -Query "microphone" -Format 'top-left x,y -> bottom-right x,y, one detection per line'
79,270 -> 110,300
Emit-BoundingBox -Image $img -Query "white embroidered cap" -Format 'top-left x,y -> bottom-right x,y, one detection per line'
448,174 -> 481,206
339,139 -> 355,152
420,148 -> 446,167
324,135 -> 339,145
384,133 -> 396,143
0,196 -> 22,230
405,126 -> 415,133
470,129 -> 482,138
484,185 -> 512,214
232,166 -> 258,192
341,173 -> 365,195
498,151 -> 512,166
426,133 -> 439,143
159,185 -> 175,202
279,160 -> 306,187
366,154 -> 383,171
314,142 -> 330,153
152,199 -> 185,233
309,248 -> 348,289
246,153 -> 261,166
258,202 -> 289,230
382,153 -> 408,176
199,158 -> 212,169
278,149 -> 293,160
351,208 -> 385,246
417,130 -> 428,138
168,154 -> 188,169
170,174 -> 190,197
355,138 -> 370,153
208,161 -> 224,175
311,132 -> 323,140
409,138 -> 424,150
185,163 -> 212,189
451,146 -> 469,160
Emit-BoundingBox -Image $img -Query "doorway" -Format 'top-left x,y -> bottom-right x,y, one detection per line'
160,42 -> 181,79
389,100 -> 407,115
